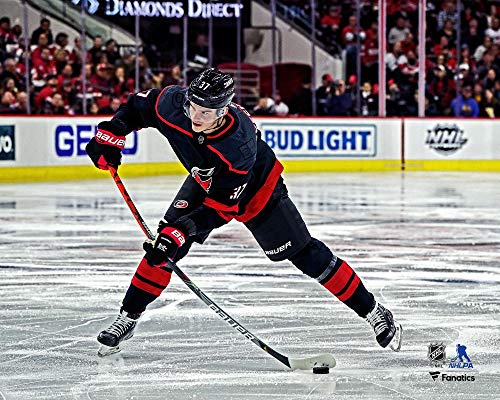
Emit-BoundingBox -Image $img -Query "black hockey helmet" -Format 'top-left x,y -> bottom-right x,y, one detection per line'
184,68 -> 235,118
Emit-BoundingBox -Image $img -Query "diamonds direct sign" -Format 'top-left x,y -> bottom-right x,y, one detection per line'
72,0 -> 244,18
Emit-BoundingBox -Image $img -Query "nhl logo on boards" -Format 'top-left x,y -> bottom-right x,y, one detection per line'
426,124 -> 467,155
428,342 -> 446,367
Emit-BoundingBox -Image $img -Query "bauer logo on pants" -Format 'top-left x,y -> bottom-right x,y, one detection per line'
0,125 -> 15,161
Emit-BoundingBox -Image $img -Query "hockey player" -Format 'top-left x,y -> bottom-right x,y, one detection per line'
86,68 -> 403,357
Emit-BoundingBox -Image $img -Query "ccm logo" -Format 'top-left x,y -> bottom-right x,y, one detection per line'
95,130 -> 126,148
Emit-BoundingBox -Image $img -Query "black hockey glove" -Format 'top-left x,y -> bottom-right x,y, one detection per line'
85,121 -> 127,170
143,219 -> 186,266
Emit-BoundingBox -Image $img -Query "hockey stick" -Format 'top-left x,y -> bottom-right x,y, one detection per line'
108,166 -> 335,371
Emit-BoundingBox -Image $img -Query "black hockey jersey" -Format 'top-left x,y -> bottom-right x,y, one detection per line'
105,85 -> 283,235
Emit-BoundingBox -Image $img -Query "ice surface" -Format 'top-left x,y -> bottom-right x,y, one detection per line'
0,172 -> 499,399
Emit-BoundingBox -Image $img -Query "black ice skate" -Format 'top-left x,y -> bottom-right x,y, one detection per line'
97,309 -> 141,357
365,302 -> 402,351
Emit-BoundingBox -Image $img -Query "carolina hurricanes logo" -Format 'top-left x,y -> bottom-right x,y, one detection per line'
191,166 -> 215,192
174,200 -> 189,208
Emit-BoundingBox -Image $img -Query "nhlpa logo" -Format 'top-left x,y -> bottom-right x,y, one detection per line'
426,124 -> 468,155
191,166 -> 215,192
449,344 -> 473,369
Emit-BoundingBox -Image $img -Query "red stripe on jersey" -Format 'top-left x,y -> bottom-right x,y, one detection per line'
337,275 -> 360,301
322,261 -> 354,295
155,87 -> 193,138
204,197 -> 239,213
205,112 -> 235,139
136,258 -> 172,287
216,210 -> 234,221
206,145 -> 249,175
131,276 -> 164,296
235,160 -> 284,223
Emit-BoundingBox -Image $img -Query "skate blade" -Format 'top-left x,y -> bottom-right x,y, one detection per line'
389,322 -> 403,352
98,344 -> 122,357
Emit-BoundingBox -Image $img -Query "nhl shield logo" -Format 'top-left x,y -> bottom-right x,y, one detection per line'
426,124 -> 467,155
428,343 -> 447,367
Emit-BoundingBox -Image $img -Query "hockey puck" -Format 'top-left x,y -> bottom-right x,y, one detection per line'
312,366 -> 330,374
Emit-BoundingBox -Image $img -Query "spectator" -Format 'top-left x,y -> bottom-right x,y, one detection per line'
99,97 -> 122,115
0,58 -> 24,90
480,88 -> 500,117
386,41 -> 404,80
2,77 -> 17,96
0,90 -> 16,113
0,17 -> 16,52
462,19 -> 483,54
325,79 -> 353,116
473,35 -> 493,62
104,39 -> 121,66
485,16 -> 500,44
252,95 -> 276,116
31,33 -> 50,66
53,48 -> 69,74
316,73 -> 333,116
90,63 -> 113,96
111,65 -> 132,98
274,93 -> 289,116
31,18 -> 53,46
428,64 -> 456,114
388,15 -> 410,45
359,81 -> 377,116
451,84 -> 479,117
386,79 -> 407,116
42,91 -> 66,115
289,78 -> 312,115
88,101 -> 100,115
35,74 -> 58,109
10,91 -> 28,114
88,35 -> 104,65
342,15 -> 365,79
483,67 -> 497,90
437,19 -> 456,48
437,0 -> 458,30
362,21 -> 380,82
162,64 -> 183,86
32,47 -> 56,83
60,79 -> 78,115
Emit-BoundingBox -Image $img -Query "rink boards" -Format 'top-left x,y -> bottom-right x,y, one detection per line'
1,116 -> 500,182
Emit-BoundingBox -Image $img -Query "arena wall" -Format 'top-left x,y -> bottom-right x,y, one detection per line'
0,116 -> 499,182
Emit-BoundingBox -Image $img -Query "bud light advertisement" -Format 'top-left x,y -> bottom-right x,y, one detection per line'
260,122 -> 376,158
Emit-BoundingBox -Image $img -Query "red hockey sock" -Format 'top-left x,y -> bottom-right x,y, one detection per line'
122,258 -> 172,314
130,257 -> 172,296
320,258 -> 375,317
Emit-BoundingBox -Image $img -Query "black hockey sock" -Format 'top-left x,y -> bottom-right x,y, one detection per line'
319,257 -> 375,317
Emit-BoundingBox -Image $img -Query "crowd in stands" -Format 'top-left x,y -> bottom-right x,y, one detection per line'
0,16 -> 182,115
2,0 -> 500,117
272,0 -> 500,117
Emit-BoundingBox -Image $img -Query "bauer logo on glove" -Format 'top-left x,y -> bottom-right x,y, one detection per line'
143,221 -> 186,266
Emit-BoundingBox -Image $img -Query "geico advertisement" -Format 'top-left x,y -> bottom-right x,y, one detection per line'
259,121 -> 377,158
54,123 -> 138,158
